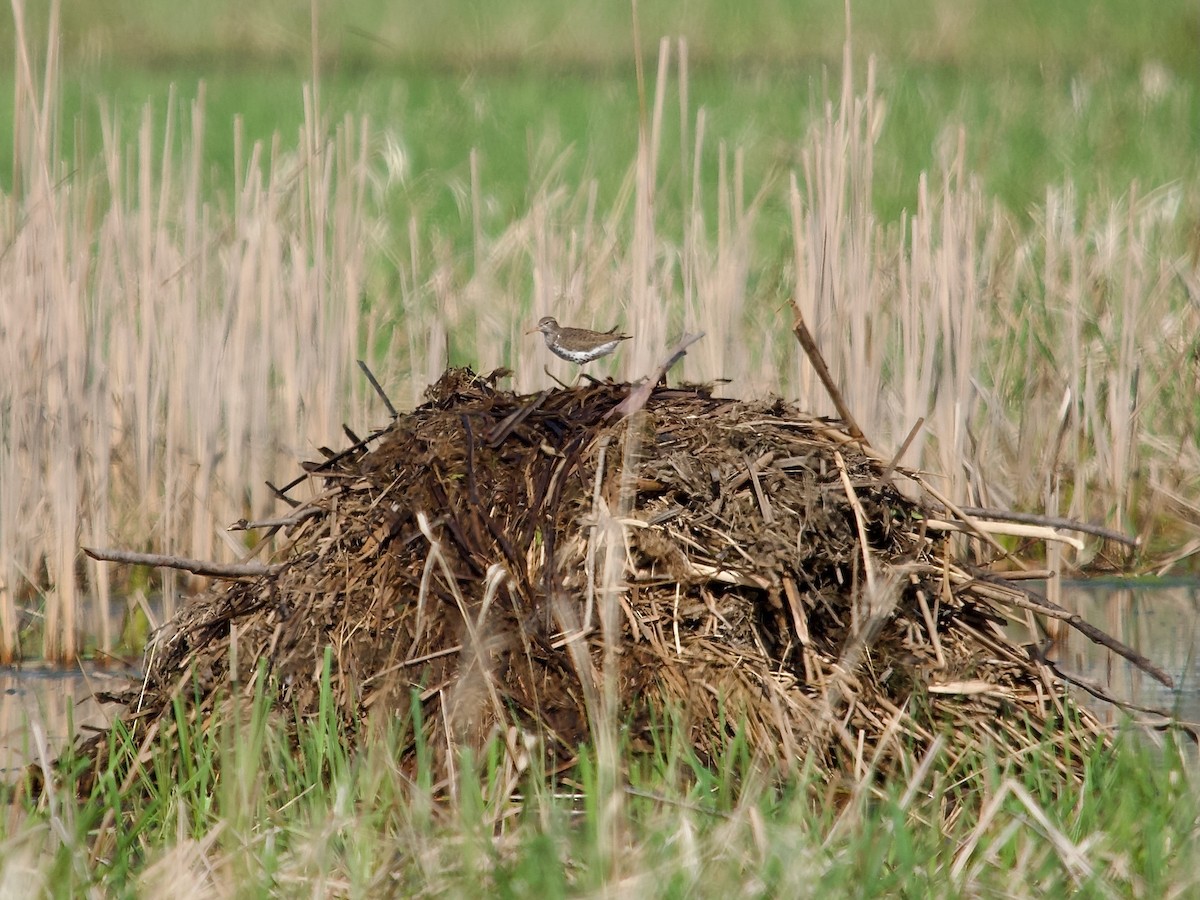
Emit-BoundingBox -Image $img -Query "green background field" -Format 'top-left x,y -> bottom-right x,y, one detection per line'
3,0 -> 1198,227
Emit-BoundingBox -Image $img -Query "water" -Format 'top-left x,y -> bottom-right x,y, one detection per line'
1045,579 -> 1200,727
1,581 -> 1198,775
1,664 -> 137,776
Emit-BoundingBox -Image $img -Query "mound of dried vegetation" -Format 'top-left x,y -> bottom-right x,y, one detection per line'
72,366 -> 1171,799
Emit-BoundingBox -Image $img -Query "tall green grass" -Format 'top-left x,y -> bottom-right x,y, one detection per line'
2,4 -> 1199,662
3,665 -> 1196,895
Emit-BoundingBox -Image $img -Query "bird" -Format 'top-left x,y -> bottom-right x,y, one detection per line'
526,316 -> 632,366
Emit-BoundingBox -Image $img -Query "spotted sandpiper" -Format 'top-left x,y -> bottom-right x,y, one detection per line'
526,316 -> 632,366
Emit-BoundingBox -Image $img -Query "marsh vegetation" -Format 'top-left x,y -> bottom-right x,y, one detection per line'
2,1 -> 1199,894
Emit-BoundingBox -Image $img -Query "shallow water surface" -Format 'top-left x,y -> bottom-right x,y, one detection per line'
0,664 -> 137,775
1045,579 -> 1200,727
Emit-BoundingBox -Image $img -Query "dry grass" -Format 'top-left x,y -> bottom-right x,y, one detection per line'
72,372 -> 1129,815
2,13 -> 1198,662
1,6 -> 381,660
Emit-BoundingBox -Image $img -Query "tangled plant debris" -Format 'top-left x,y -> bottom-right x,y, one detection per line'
72,367 -> 1173,799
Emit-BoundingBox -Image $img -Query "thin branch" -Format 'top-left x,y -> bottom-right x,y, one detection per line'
486,389 -> 550,446
83,547 -> 282,579
880,417 -> 924,482
786,295 -> 866,443
275,424 -> 389,496
954,505 -> 1139,548
922,518 -> 1086,551
726,451 -> 776,492
357,359 -> 398,418
968,571 -> 1175,688
227,506 -> 322,532
607,331 -> 705,419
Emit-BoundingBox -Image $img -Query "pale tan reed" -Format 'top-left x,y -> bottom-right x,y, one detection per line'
1,11 -> 383,660
2,19 -> 1196,660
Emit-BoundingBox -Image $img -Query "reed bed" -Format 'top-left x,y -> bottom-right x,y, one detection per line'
2,16 -> 1198,662
1,7 -> 381,660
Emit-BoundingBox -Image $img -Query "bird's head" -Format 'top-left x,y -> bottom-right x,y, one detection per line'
525,316 -> 559,336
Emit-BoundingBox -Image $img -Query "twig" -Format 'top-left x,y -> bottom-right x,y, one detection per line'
911,472 -> 1028,570
953,505 -> 1139,548
265,481 -> 301,508
683,561 -> 772,590
989,569 -> 1056,581
487,389 -> 550,446
745,453 -> 775,525
967,571 -> 1175,688
461,414 -> 481,505
607,332 -> 705,419
726,451 -> 776,492
1029,648 -> 1186,720
921,518 -> 1086,551
786,295 -> 866,443
273,425 -> 388,497
83,547 -> 282,579
227,506 -> 322,531
542,364 -> 573,389
357,358 -> 398,418
363,644 -> 466,686
880,417 -> 924,482
834,449 -> 876,595
813,423 -> 1023,566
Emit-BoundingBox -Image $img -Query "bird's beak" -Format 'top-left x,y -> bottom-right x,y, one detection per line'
524,327 -> 538,335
